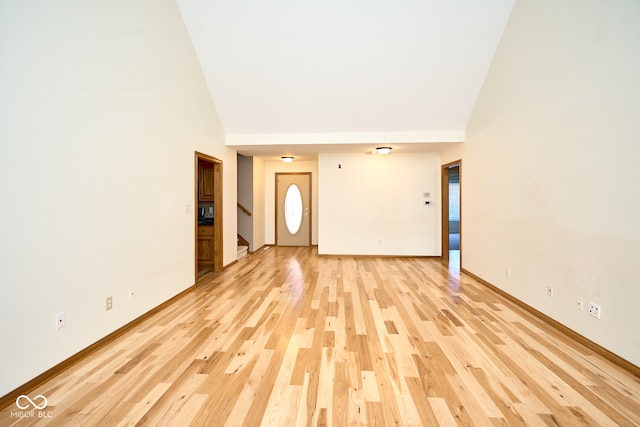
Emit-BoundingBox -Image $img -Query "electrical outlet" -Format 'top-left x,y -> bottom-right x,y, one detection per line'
55,312 -> 65,330
128,289 -> 135,300
546,284 -> 553,297
505,268 -> 511,278
588,302 -> 601,319
576,297 -> 584,311
106,296 -> 113,311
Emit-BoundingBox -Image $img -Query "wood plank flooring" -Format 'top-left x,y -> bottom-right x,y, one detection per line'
2,246 -> 639,426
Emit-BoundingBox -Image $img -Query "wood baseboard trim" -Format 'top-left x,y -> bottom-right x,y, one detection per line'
317,253 -> 440,259
250,243 -> 274,252
0,284 -> 197,410
224,259 -> 238,269
462,268 -> 639,378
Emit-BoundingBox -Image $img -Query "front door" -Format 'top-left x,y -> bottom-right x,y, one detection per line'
276,173 -> 311,246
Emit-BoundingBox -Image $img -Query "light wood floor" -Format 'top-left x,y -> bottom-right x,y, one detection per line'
2,246 -> 639,426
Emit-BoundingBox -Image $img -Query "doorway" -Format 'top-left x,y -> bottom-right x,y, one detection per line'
195,152 -> 223,276
276,173 -> 311,246
441,160 -> 461,269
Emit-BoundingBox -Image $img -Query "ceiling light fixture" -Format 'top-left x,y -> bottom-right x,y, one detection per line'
376,147 -> 392,155
281,156 -> 294,163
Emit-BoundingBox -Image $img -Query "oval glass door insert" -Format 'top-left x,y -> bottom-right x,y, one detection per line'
284,184 -> 303,234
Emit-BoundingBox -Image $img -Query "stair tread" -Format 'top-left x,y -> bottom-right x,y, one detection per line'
237,245 -> 249,260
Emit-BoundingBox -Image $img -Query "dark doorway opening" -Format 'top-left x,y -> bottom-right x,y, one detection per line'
441,160 -> 461,271
448,166 -> 460,251
195,152 -> 223,278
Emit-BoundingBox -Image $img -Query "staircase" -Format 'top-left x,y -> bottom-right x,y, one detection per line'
237,245 -> 248,259
237,234 -> 249,260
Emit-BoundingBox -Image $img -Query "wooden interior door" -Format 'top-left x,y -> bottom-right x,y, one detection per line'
195,152 -> 223,276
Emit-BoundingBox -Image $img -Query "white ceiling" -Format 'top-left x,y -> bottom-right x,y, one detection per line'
177,0 -> 515,160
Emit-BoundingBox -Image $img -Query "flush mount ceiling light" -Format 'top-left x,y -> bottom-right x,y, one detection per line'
281,156 -> 294,163
376,147 -> 392,155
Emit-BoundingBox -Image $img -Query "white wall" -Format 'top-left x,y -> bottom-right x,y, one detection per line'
0,0 -> 235,396
440,144 -> 464,166
460,0 -> 640,366
222,153 -> 239,265
252,157 -> 266,251
318,152 -> 440,255
236,154 -> 267,252
264,160 -> 319,245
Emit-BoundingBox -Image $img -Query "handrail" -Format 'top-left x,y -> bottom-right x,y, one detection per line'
237,202 -> 252,216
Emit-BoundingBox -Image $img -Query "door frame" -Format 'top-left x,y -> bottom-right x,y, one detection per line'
195,151 -> 223,277
275,172 -> 312,246
441,160 -> 461,263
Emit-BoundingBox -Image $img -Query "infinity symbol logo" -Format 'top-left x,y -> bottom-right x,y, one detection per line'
16,394 -> 48,410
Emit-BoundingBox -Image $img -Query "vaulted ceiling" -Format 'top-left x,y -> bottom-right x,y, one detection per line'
177,0 -> 515,159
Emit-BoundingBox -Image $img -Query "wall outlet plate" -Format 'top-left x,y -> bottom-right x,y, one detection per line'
106,296 -> 113,311
588,301 -> 601,319
576,297 -> 584,311
546,284 -> 553,297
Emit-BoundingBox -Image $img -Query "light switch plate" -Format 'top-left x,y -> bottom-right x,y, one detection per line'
55,312 -> 65,329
